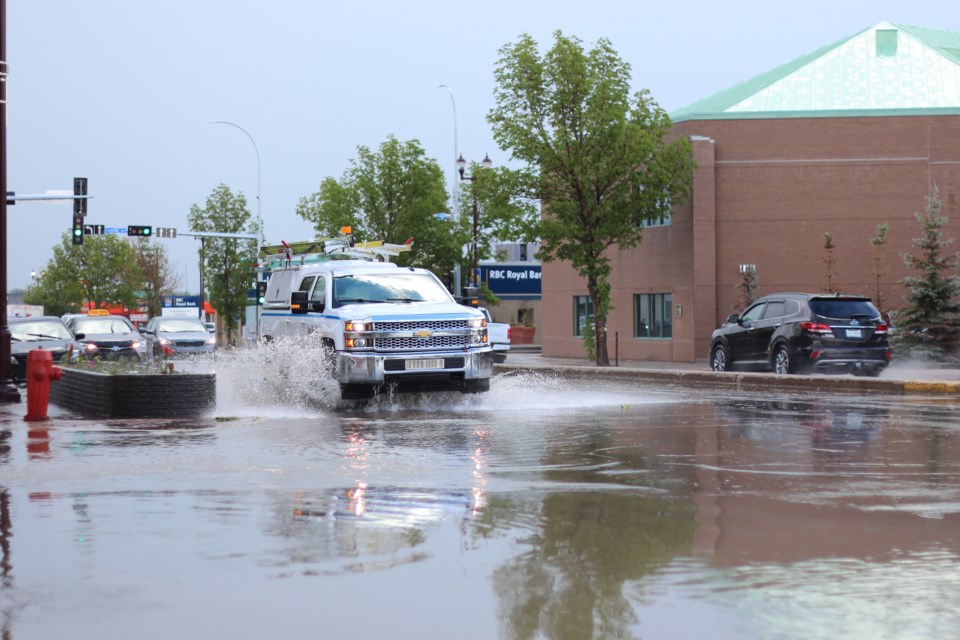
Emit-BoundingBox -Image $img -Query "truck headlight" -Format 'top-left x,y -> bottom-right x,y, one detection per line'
467,317 -> 487,329
345,321 -> 373,349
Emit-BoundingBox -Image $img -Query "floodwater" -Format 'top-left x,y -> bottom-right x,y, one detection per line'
2,345 -> 960,639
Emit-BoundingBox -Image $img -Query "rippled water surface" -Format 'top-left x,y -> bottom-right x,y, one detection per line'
2,348 -> 960,639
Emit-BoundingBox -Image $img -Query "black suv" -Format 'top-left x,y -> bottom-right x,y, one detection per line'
709,293 -> 891,376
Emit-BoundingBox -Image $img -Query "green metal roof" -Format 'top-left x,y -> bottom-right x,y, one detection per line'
671,21 -> 960,122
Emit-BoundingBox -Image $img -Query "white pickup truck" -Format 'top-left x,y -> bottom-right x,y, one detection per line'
479,308 -> 510,363
259,251 -> 493,401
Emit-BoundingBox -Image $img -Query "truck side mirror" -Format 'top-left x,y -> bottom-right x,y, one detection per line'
291,291 -> 309,315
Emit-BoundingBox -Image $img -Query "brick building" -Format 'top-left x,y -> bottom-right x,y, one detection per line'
541,21 -> 960,363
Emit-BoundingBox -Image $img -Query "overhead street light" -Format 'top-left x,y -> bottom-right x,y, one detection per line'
209,120 -> 264,342
438,84 -> 463,297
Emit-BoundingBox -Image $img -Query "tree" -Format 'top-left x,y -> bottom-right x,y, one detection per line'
296,136 -> 463,280
897,187 -> 960,359
488,32 -> 694,365
132,239 -> 181,318
735,265 -> 759,310
23,233 -> 140,316
187,184 -> 259,344
870,222 -> 890,312
822,232 -> 838,293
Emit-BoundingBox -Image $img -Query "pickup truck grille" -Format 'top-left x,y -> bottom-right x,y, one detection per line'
372,319 -> 470,351
376,335 -> 467,350
375,320 -> 468,331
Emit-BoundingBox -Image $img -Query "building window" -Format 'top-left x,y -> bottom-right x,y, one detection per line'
637,185 -> 673,228
634,293 -> 673,338
573,295 -> 594,337
520,244 -> 528,261
876,29 -> 898,57
640,212 -> 672,228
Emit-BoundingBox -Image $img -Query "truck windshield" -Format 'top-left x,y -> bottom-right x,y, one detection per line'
333,273 -> 452,308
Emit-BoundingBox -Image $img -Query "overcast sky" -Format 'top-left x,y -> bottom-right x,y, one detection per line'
5,1 -> 955,291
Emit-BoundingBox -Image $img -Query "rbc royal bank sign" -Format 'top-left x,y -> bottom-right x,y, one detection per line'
161,295 -> 201,318
479,264 -> 541,300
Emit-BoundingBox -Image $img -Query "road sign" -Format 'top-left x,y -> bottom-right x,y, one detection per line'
155,227 -> 177,238
105,227 -> 128,235
83,224 -> 105,235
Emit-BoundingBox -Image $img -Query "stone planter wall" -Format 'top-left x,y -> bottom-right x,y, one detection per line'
511,325 -> 536,344
50,368 -> 216,418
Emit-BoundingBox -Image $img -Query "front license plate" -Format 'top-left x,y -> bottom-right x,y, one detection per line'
406,358 -> 443,370
846,329 -> 862,338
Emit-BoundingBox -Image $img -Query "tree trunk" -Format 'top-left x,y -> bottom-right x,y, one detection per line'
594,316 -> 609,366
588,277 -> 610,366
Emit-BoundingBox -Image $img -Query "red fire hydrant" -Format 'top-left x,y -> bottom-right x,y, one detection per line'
24,348 -> 64,422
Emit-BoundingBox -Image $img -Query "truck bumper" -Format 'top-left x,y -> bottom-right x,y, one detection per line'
336,349 -> 493,385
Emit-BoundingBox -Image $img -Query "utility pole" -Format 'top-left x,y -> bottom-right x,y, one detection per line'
0,0 -> 20,402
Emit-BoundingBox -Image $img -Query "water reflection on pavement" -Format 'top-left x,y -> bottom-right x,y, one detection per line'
1,369 -> 959,639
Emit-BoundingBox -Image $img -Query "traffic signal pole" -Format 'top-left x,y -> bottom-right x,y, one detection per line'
0,0 -> 19,402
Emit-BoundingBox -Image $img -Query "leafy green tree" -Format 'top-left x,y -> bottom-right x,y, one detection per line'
132,239 -> 181,318
488,31 -> 694,365
23,233 -> 140,316
454,162 -> 540,290
296,136 -> 463,280
188,184 -> 259,344
896,187 -> 960,359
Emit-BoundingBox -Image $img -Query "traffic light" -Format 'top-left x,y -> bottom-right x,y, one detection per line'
72,177 -> 87,245
73,177 -> 87,216
72,213 -> 84,246
128,225 -> 152,237
256,281 -> 268,305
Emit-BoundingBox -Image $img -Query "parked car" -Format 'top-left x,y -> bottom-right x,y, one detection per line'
64,313 -> 148,363
709,293 -> 891,376
8,315 -> 74,383
141,317 -> 217,357
204,322 -> 215,333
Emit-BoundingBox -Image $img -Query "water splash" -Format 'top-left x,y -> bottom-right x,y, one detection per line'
209,338 -> 671,416
213,333 -> 340,415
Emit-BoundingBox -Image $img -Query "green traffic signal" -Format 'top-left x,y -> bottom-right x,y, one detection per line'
72,212 -> 84,246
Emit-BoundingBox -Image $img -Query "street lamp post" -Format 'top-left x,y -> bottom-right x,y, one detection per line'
438,84 -> 462,297
209,120 -> 263,342
456,153 -> 492,288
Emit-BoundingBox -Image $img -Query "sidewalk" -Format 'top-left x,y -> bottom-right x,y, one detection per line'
498,348 -> 960,394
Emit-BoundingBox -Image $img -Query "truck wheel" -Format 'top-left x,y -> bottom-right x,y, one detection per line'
463,379 -> 490,394
340,383 -> 376,400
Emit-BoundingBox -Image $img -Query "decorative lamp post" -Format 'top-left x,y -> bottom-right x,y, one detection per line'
456,153 -> 492,288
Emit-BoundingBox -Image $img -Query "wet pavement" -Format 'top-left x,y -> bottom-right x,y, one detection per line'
1,355 -> 960,639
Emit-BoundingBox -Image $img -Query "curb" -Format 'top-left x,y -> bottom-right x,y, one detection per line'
494,363 -> 960,396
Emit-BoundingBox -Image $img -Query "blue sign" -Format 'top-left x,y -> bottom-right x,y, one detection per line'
106,227 -> 128,235
480,264 -> 541,299
163,295 -> 200,309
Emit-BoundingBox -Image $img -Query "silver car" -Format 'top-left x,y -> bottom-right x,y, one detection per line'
9,315 -> 75,382
142,317 -> 217,357
65,314 -> 148,363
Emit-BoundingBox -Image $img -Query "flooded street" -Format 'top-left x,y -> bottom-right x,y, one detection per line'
2,358 -> 960,639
